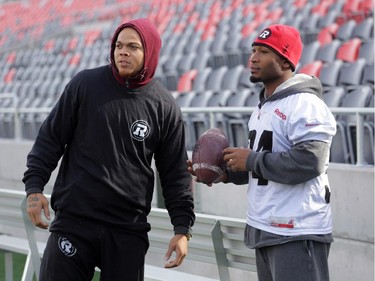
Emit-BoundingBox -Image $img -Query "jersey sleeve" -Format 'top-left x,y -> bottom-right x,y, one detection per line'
287,94 -> 336,145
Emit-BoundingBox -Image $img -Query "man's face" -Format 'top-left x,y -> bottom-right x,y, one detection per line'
114,28 -> 145,78
248,45 -> 286,84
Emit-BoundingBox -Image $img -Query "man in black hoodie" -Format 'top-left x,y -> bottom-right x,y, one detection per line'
23,18 -> 195,281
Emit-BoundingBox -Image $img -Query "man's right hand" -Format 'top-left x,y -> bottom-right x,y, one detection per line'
26,193 -> 50,229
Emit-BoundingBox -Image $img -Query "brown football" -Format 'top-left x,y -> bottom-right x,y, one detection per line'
192,128 -> 229,184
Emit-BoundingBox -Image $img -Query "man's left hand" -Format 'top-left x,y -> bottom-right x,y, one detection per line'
164,234 -> 188,268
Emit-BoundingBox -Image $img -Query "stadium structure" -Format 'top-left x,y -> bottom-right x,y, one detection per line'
0,0 -> 374,280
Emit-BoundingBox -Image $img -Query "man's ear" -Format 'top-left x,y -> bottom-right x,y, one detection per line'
282,59 -> 293,71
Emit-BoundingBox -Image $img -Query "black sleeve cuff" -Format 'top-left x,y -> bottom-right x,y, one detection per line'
174,225 -> 191,235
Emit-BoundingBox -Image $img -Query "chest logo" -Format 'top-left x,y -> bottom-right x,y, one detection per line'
131,120 -> 150,141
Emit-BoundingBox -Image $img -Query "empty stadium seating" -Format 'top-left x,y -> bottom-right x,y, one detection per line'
0,0 -> 373,164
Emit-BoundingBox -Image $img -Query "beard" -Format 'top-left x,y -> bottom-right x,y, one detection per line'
250,65 -> 281,84
250,75 -> 262,83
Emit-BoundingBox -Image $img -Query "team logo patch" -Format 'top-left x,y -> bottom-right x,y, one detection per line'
258,28 -> 271,40
58,236 -> 77,257
131,120 -> 151,141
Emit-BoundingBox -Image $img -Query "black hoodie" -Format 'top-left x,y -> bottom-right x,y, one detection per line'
23,19 -> 195,234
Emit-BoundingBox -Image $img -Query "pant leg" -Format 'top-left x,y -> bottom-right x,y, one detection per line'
99,227 -> 149,281
256,248 -> 274,281
40,232 -> 97,281
256,240 -> 331,281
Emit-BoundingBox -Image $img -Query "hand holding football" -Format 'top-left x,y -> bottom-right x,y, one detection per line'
191,128 -> 229,184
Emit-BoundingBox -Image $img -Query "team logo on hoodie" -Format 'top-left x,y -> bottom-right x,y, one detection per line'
58,236 -> 77,257
131,120 -> 150,141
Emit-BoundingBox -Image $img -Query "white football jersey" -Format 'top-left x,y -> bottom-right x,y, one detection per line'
246,75 -> 337,236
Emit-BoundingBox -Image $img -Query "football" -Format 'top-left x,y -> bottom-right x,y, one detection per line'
192,128 -> 229,184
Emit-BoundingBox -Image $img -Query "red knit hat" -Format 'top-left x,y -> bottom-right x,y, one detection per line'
252,24 -> 303,71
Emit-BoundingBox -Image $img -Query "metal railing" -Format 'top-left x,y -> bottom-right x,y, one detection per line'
1,93 -> 374,165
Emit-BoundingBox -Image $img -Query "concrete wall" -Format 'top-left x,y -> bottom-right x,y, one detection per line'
0,140 -> 374,281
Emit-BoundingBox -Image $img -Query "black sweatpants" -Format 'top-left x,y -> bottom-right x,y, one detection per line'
40,220 -> 149,281
255,240 -> 331,281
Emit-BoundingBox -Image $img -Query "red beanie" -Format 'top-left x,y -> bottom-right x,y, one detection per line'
252,24 -> 303,71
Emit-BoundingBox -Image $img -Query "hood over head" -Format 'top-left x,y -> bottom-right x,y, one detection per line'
110,18 -> 162,88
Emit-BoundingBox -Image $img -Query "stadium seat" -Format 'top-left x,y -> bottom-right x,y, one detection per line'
205,90 -> 234,135
227,49 -> 244,68
337,85 -> 373,164
316,40 -> 341,63
245,90 -> 260,107
341,0 -> 362,17
361,63 -> 374,85
184,32 -> 201,54
284,13 -> 304,29
362,93 -> 374,164
351,17 -> 374,39
336,20 -> 357,41
299,41 -> 320,66
298,61 -> 323,77
358,39 -> 374,62
211,52 -> 228,69
171,36 -> 189,56
337,58 -> 366,87
197,39 -> 213,56
192,52 -> 211,72
205,66 -> 228,91
317,9 -> 341,29
336,38 -> 361,62
164,70 -> 179,91
154,65 -> 167,88
358,0 -> 374,16
224,32 -> 242,52
222,65 -> 244,91
319,60 -> 343,87
300,12 -> 321,32
323,86 -> 346,112
225,89 -> 251,147
188,90 -> 215,145
176,53 -> 195,75
162,53 -> 182,73
174,91 -> 196,150
192,67 -> 212,92
177,69 -> 198,93
330,122 -> 351,164
211,31 -> 228,56
311,1 -> 330,16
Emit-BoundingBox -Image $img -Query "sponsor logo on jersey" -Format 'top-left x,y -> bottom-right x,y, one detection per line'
305,123 -> 320,127
58,236 -> 77,257
131,120 -> 151,141
274,108 -> 286,120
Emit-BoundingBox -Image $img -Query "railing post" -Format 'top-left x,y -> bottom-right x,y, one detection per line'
356,113 -> 365,165
209,112 -> 215,128
13,94 -> 22,140
211,220 -> 231,281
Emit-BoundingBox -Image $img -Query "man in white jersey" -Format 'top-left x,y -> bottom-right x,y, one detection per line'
188,24 -> 337,281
